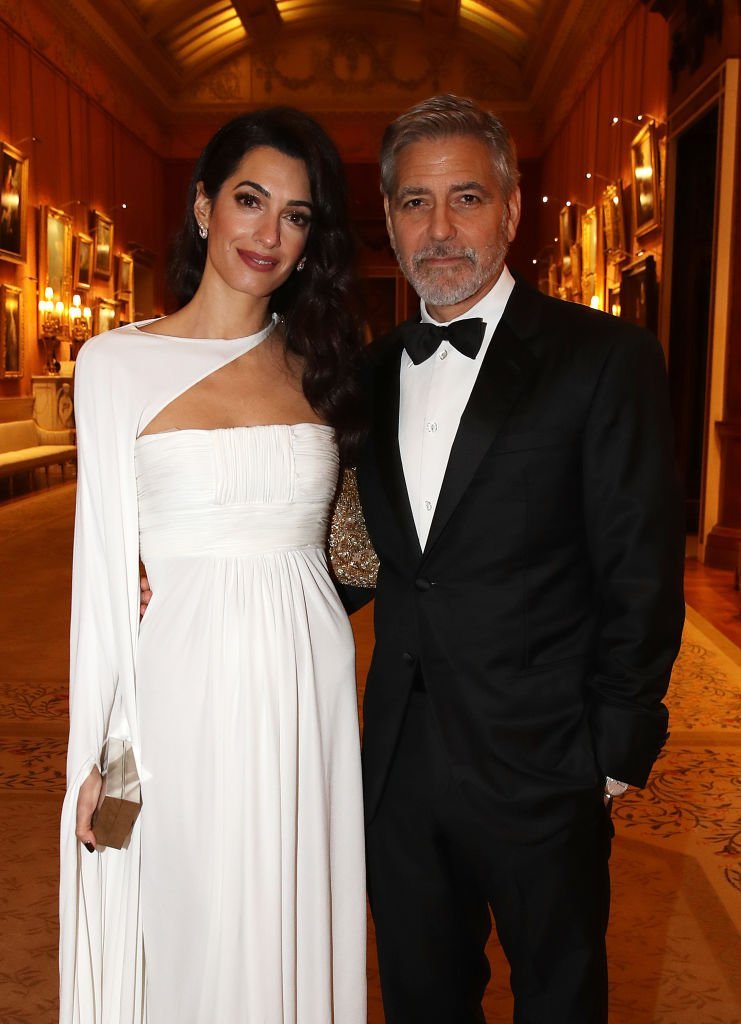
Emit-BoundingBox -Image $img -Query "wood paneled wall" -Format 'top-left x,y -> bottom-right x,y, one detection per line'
537,5 -> 669,268
0,21 -> 166,397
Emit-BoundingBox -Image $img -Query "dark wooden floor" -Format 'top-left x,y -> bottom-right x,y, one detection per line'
683,557 -> 741,647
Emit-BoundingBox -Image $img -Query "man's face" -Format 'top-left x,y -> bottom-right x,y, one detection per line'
384,134 -> 521,321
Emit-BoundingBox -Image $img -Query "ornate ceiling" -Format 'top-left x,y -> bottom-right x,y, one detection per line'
43,0 -> 635,154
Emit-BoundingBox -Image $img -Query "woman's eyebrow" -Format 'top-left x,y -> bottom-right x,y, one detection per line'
233,180 -> 313,209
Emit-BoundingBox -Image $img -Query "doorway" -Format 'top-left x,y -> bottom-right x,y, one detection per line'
666,105 -> 718,533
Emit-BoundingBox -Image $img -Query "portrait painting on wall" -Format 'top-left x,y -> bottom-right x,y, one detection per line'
631,122 -> 661,238
116,253 -> 133,296
93,297 -> 118,334
580,205 -> 602,307
602,182 -> 626,260
620,254 -> 658,335
0,142 -> 28,264
92,210 -> 114,278
559,205 -> 577,278
0,283 -> 23,377
74,233 -> 93,291
39,207 -> 73,339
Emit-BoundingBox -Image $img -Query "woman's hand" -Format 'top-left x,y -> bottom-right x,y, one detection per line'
76,766 -> 103,853
140,574 -> 153,618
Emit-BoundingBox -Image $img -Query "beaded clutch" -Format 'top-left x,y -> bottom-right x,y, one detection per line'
329,468 -> 379,588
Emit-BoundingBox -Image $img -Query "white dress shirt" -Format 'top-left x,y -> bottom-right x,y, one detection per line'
399,266 -> 515,548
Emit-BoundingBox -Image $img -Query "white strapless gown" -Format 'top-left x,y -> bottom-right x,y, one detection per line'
133,423 -> 366,1023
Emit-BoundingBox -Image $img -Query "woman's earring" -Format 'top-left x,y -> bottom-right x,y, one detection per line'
296,257 -> 306,272
198,223 -> 208,239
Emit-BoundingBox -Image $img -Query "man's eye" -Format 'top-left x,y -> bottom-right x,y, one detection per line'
402,198 -> 425,209
459,194 -> 480,205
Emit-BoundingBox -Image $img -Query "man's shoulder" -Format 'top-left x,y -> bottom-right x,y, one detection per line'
513,280 -> 661,361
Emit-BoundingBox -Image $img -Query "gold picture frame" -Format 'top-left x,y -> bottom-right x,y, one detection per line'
39,205 -> 73,336
602,182 -> 626,261
116,253 -> 133,296
580,205 -> 603,308
0,142 -> 28,264
93,297 -> 118,335
0,283 -> 23,377
559,205 -> 577,278
91,210 -> 114,278
74,232 -> 93,291
631,122 -> 661,238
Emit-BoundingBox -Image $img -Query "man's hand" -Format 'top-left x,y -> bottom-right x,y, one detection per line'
140,575 -> 153,618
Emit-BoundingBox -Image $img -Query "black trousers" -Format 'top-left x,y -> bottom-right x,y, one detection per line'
366,692 -> 613,1024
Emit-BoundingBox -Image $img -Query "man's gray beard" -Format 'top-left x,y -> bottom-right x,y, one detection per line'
398,238 -> 509,308
396,213 -> 510,309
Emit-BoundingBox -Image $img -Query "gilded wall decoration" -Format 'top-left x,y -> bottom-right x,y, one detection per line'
256,32 -> 444,96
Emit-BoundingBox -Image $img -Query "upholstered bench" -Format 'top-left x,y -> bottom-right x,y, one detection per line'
0,397 -> 76,494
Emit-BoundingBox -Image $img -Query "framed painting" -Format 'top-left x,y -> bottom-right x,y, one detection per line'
580,205 -> 603,307
91,210 -> 114,278
0,142 -> 28,264
39,206 -> 73,331
631,122 -> 661,238
0,283 -> 23,377
74,232 -> 93,291
602,182 -> 626,260
116,253 -> 133,296
93,297 -> 118,335
620,254 -> 658,335
559,205 -> 577,277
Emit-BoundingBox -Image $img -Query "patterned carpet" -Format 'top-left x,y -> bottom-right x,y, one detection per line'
0,484 -> 739,1023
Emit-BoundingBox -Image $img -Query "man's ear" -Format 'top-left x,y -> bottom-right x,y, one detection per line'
383,194 -> 396,251
194,182 -> 211,230
506,186 -> 521,243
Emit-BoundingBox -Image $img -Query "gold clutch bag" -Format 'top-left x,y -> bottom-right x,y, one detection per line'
329,468 -> 379,588
92,737 -> 142,850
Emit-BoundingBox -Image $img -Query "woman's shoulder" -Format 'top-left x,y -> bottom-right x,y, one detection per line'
74,321 -> 165,377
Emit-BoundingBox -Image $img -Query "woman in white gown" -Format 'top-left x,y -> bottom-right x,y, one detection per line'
60,108 -> 367,1023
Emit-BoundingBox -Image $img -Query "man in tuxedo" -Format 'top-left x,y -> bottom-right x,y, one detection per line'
356,94 -> 685,1023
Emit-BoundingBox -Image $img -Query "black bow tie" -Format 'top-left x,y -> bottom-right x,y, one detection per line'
401,318 -> 486,365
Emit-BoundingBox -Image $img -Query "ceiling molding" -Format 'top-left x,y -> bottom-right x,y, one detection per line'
231,0 -> 282,42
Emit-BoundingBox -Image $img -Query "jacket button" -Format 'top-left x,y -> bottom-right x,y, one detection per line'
402,652 -> 415,664
415,578 -> 432,591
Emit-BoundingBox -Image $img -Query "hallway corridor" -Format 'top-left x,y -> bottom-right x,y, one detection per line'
0,484 -> 739,1023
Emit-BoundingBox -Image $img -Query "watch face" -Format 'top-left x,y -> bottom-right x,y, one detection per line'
606,778 -> 628,797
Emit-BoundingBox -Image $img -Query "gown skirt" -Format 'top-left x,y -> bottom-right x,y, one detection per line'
133,423 -> 366,1023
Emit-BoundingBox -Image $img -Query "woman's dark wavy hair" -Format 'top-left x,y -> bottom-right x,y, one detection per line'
169,107 -> 366,463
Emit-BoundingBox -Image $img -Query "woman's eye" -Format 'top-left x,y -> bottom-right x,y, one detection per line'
236,193 -> 259,207
286,211 -> 311,227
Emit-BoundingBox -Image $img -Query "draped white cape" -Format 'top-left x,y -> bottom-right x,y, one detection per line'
59,318 -> 279,1023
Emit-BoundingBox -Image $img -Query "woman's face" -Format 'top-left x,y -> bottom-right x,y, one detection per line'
195,145 -> 313,299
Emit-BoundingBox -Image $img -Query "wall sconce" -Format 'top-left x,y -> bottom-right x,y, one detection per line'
69,293 -> 92,344
609,114 -> 665,129
38,286 -> 65,373
38,288 -> 91,372
584,171 -> 613,184
542,195 -> 585,208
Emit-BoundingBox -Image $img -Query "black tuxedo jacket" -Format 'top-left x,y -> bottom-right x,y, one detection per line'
355,276 -> 685,843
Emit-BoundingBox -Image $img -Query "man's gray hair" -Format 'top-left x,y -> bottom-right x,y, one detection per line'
380,93 -> 520,199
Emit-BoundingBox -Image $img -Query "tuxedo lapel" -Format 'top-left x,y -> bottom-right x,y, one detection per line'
372,335 -> 423,559
422,285 -> 540,559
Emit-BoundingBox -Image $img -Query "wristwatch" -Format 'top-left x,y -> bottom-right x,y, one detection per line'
604,776 -> 629,799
